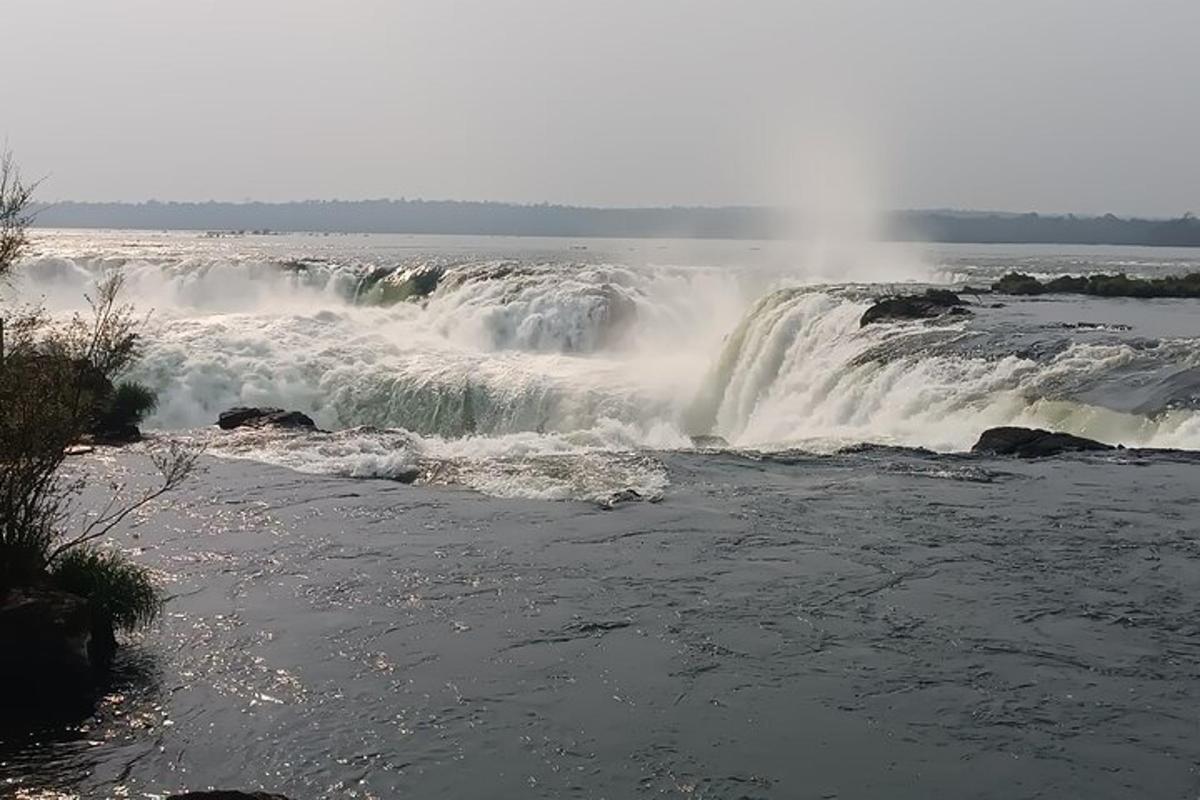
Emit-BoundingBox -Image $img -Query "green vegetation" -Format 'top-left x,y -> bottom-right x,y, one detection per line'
92,379 -> 159,441
993,271 -> 1200,298
48,547 -> 162,632
0,151 -> 198,641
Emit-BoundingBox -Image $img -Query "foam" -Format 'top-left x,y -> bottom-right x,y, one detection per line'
14,236 -> 1200,493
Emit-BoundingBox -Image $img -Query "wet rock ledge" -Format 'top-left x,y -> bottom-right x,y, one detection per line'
972,426 -> 1114,458
860,289 -> 971,326
218,407 -> 317,431
0,585 -> 117,715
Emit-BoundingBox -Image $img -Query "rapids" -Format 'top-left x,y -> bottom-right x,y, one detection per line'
13,230 -> 1200,499
7,231 -> 1200,799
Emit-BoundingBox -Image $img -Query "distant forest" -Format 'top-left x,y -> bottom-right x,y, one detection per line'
29,200 -> 1200,247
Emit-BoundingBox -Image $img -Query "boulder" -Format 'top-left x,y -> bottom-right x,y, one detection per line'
167,793 -> 291,800
689,434 -> 729,449
598,488 -> 643,510
250,410 -> 317,430
992,272 -> 1047,295
860,289 -> 971,327
972,426 -> 1114,457
218,406 -> 279,429
0,586 -> 94,679
87,423 -> 143,445
0,585 -> 115,711
218,407 -> 317,431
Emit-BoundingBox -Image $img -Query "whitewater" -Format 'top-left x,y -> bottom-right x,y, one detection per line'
10,229 -> 1200,800
16,229 -> 1200,500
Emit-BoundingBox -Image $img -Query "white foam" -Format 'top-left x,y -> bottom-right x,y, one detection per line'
196,426 -> 422,481
190,423 -> 671,503
14,234 -> 1200,489
696,288 -> 1200,451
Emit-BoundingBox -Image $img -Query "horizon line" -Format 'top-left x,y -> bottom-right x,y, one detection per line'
28,198 -> 1198,222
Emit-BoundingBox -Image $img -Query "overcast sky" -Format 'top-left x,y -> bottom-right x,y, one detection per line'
2,0 -> 1197,215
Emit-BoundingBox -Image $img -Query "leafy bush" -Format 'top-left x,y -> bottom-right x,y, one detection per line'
110,381 -> 158,423
48,547 -> 162,632
0,351 -> 85,585
993,270 -> 1200,298
0,150 -> 196,644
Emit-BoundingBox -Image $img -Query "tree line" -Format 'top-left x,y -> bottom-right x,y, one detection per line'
29,200 -> 1200,246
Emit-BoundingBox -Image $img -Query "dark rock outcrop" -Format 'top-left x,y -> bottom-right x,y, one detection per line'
0,586 -> 115,712
0,586 -> 94,679
993,271 -> 1200,298
167,793 -> 291,800
87,423 -> 143,445
992,273 -> 1047,295
598,488 -> 643,510
972,426 -> 1115,457
218,407 -> 317,431
218,407 -> 274,429
860,289 -> 971,327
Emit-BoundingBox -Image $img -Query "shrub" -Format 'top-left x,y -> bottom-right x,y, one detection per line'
992,272 -> 1047,295
93,379 -> 158,438
0,150 -> 197,646
48,547 -> 162,632
992,270 -> 1200,298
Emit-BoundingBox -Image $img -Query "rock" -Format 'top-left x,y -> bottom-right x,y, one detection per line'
1051,321 -> 1133,332
356,263 -> 445,305
218,407 -> 317,431
598,488 -> 643,510
0,586 -> 94,679
971,426 -> 1114,457
0,585 -> 115,712
167,793 -> 291,800
860,289 -> 971,326
1044,275 -> 1090,293
992,270 -> 1200,298
836,442 -> 936,458
87,423 -> 143,445
218,406 -> 280,429
992,272 -> 1048,295
922,289 -> 961,305
251,410 -> 317,430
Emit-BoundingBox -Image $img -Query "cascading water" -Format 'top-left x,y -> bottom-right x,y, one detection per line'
13,230 -> 1200,498
689,287 -> 1200,451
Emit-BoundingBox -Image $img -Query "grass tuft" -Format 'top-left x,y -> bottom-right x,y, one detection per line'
48,547 -> 163,632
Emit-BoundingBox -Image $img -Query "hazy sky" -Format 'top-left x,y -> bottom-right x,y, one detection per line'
3,0 -> 1197,215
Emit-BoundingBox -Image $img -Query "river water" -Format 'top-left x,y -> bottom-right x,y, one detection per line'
2,232 -> 1199,797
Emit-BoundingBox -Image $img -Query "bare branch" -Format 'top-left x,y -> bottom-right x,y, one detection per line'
0,150 -> 37,282
44,442 -> 205,564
